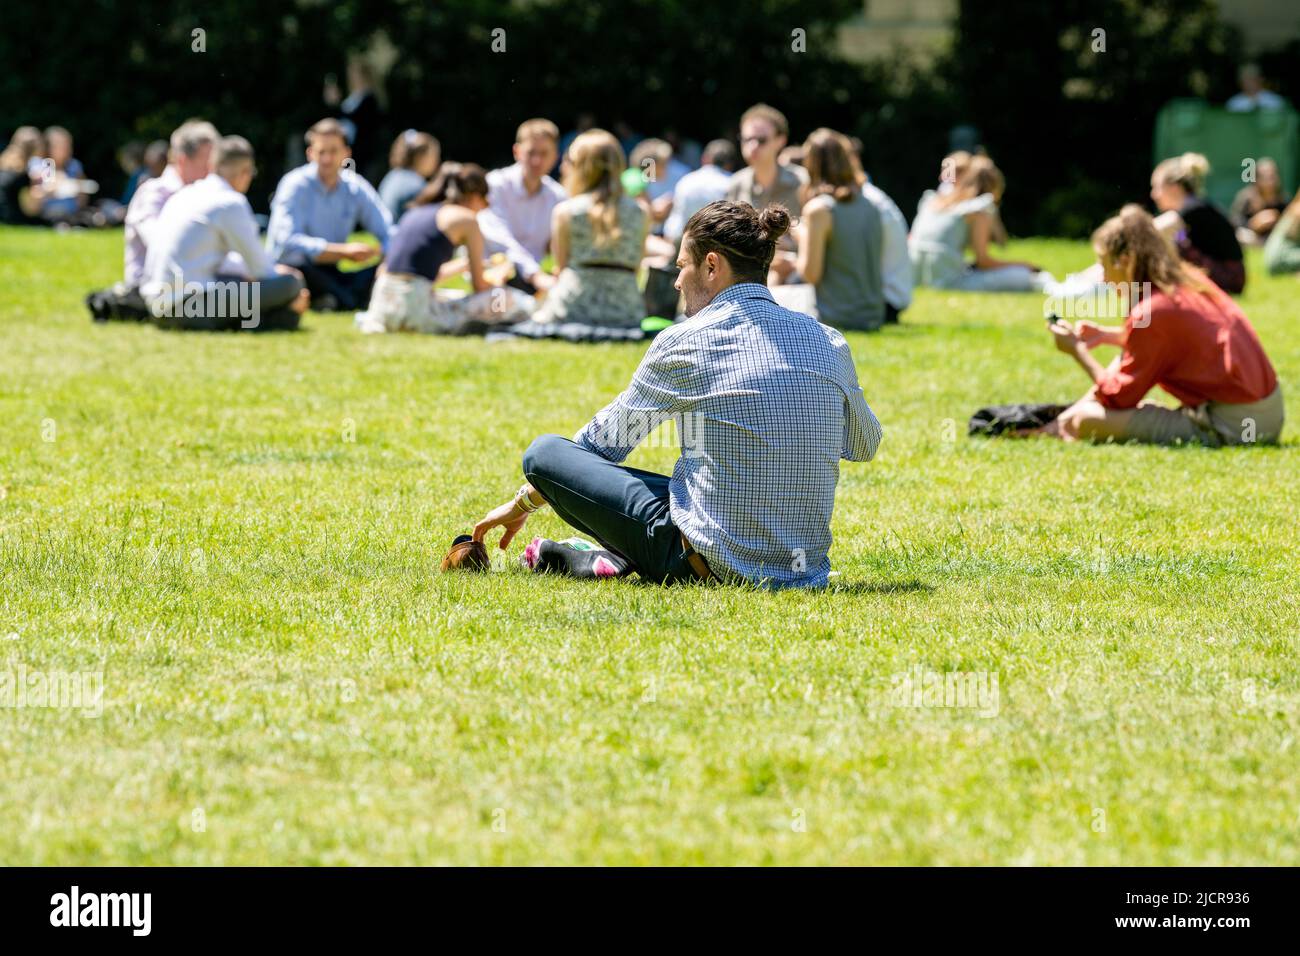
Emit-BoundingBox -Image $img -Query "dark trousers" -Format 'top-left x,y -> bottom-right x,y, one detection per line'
506,273 -> 538,295
298,261 -> 378,310
154,273 -> 303,332
522,434 -> 698,584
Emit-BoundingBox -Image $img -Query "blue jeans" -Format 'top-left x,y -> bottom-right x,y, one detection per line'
522,435 -> 699,584
946,264 -> 1042,292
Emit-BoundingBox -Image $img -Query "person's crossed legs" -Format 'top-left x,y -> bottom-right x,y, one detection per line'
521,434 -> 699,584
1044,388 -> 1210,445
156,272 -> 305,332
298,261 -> 378,311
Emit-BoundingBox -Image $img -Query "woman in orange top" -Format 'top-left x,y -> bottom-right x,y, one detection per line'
1044,204 -> 1283,445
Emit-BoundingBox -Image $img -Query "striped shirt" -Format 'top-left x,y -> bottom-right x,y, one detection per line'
574,282 -> 882,587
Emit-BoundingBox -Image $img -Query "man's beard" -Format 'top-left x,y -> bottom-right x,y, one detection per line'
681,279 -> 710,317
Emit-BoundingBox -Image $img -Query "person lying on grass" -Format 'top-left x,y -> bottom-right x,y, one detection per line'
472,200 -> 882,587
1042,204 -> 1284,446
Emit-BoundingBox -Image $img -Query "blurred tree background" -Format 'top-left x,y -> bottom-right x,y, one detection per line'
0,0 -> 1273,235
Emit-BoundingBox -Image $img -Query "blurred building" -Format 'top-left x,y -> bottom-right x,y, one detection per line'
836,0 -> 1300,64
1219,0 -> 1300,53
836,0 -> 957,66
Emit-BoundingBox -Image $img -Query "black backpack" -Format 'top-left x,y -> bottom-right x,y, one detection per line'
968,403 -> 1068,437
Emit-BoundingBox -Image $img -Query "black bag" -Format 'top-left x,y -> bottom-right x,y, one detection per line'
643,265 -> 681,320
968,403 -> 1069,437
86,286 -> 151,323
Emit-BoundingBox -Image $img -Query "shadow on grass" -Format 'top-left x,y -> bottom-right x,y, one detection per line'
826,578 -> 936,596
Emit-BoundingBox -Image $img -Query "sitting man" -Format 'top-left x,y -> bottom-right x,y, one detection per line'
472,200 -> 882,588
266,118 -> 392,311
478,118 -> 567,293
88,120 -> 220,321
726,104 -> 808,232
142,136 -> 309,332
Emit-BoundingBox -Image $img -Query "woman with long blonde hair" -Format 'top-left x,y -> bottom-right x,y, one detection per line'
909,155 -> 1048,291
1150,152 -> 1245,293
1043,204 -> 1282,445
532,129 -> 647,327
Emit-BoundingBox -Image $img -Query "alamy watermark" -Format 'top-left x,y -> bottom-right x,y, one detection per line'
586,410 -> 706,457
1044,281 -> 1152,327
148,266 -> 262,328
1,663 -> 103,717
889,665 -> 1000,718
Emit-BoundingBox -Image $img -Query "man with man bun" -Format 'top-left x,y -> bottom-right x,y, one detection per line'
472,200 -> 881,588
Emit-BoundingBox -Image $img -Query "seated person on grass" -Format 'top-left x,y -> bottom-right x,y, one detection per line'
471,200 -> 882,588
32,125 -> 91,223
726,104 -> 807,232
1150,152 -> 1245,295
356,162 -> 532,334
266,118 -> 392,311
142,136 -> 309,332
663,139 -> 736,247
0,127 -> 45,225
377,129 -> 440,224
1230,157 -> 1290,246
531,129 -> 647,329
769,127 -> 885,332
88,120 -> 220,321
478,118 -> 567,295
1263,194 -> 1300,277
909,156 -> 1050,292
1042,204 -> 1283,446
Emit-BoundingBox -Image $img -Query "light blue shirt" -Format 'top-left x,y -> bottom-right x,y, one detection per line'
573,283 -> 881,588
377,167 -> 427,223
664,164 -> 733,243
266,162 -> 392,265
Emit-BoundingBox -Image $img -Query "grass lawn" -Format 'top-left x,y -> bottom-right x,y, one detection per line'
1,225 -> 1297,866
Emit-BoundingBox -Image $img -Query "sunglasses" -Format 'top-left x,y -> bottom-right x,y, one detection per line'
742,135 -> 770,147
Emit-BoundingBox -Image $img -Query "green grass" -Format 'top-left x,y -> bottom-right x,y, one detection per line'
1,226 -> 1297,865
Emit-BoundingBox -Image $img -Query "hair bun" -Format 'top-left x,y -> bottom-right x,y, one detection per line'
758,204 -> 791,241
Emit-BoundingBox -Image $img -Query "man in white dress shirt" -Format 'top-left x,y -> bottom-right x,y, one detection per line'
86,120 -> 219,322
861,177 -> 913,323
478,118 -> 567,293
664,140 -> 737,245
143,136 -> 308,331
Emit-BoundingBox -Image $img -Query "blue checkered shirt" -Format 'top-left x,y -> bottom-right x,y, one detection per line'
573,282 -> 882,587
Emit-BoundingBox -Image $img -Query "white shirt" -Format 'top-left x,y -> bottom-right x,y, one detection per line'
664,164 -> 733,243
478,163 -> 567,277
862,180 -> 913,311
123,165 -> 184,287
142,174 -> 274,303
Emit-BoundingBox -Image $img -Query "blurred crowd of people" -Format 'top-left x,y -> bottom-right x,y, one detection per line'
0,61 -> 1291,449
